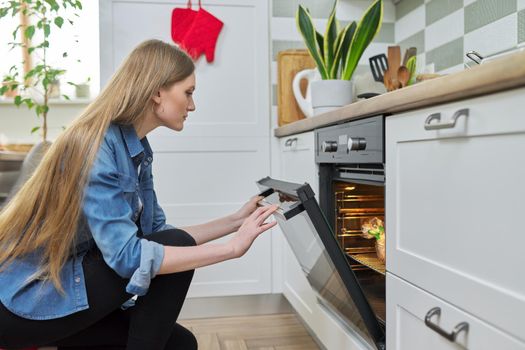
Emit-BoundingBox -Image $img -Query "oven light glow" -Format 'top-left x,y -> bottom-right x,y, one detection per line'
344,186 -> 356,191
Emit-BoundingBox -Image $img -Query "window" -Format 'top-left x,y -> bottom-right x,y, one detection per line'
0,1 -> 99,98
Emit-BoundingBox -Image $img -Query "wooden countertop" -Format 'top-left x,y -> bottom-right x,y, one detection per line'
274,50 -> 525,137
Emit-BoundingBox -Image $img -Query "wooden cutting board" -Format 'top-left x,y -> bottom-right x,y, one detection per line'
277,50 -> 316,126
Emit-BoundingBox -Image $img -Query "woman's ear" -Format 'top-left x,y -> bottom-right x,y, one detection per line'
152,90 -> 162,104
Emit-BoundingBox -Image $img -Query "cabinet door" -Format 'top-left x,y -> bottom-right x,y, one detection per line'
385,88 -> 525,342
279,131 -> 319,318
387,273 -> 525,349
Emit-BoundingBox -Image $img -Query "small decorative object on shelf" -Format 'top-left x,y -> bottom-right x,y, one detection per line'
361,217 -> 386,263
49,79 -> 61,99
69,77 -> 91,99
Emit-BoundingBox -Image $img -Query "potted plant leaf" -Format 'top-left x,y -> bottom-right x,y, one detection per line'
293,0 -> 383,117
0,0 -> 83,142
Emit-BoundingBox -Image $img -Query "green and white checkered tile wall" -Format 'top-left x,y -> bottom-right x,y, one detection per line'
397,0 -> 525,74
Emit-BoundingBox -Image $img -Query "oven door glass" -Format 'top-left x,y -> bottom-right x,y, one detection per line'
256,177 -> 385,350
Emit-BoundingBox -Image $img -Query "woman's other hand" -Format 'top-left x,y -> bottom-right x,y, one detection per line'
230,195 -> 263,230
228,204 -> 278,258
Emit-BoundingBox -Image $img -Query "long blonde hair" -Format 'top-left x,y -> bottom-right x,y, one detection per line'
0,39 -> 195,292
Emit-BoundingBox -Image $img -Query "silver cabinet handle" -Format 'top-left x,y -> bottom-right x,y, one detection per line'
424,307 -> 469,342
284,137 -> 298,147
424,108 -> 469,130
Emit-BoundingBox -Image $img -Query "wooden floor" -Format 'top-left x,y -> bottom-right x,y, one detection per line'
179,313 -> 321,350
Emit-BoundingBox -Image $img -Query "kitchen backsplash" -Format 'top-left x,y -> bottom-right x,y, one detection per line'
396,0 -> 525,74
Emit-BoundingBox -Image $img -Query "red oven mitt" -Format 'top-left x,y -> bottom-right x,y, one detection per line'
171,1 -> 198,44
182,7 -> 224,63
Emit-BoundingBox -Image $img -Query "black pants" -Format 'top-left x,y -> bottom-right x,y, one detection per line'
0,229 -> 198,350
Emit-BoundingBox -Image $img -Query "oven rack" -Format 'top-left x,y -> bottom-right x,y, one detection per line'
338,208 -> 385,214
347,252 -> 386,275
334,194 -> 384,202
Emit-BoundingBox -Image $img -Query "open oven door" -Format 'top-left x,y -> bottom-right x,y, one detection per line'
256,176 -> 386,350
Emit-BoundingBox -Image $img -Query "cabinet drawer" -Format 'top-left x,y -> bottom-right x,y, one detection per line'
279,131 -> 315,152
387,273 -> 525,350
385,88 -> 525,341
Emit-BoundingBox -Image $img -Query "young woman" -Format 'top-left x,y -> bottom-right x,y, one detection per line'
0,39 -> 278,350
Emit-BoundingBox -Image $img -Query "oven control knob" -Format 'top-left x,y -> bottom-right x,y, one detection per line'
348,137 -> 367,151
321,141 -> 338,152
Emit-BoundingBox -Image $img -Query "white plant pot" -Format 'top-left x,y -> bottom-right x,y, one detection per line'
75,84 -> 90,99
292,68 -> 354,117
311,79 -> 353,116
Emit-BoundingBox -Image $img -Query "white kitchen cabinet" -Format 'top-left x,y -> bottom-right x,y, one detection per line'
387,273 -> 525,349
386,87 -> 525,345
278,131 -> 319,322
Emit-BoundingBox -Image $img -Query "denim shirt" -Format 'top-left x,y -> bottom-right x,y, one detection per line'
0,123 -> 174,320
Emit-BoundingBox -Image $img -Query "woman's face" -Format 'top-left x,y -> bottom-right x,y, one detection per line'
153,73 -> 196,131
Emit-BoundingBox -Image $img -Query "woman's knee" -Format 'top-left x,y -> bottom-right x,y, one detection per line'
146,228 -> 197,247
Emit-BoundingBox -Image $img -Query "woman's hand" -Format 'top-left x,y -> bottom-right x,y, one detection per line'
228,204 -> 279,259
231,195 -> 264,230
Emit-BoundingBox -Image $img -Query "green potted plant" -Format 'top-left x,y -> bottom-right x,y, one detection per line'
0,0 -> 83,142
69,76 -> 91,99
293,0 -> 383,117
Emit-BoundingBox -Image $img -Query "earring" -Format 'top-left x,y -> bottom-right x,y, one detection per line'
160,105 -> 165,114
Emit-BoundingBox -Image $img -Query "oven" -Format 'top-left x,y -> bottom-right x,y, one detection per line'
256,115 -> 386,350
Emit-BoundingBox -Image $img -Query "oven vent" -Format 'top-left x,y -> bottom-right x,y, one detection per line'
336,164 -> 385,182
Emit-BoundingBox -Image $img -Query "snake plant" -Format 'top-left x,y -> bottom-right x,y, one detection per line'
296,0 -> 383,80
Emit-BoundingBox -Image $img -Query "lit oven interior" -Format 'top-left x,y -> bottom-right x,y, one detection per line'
334,181 -> 386,323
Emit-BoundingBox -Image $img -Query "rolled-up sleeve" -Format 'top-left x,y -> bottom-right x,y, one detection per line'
83,139 -> 165,296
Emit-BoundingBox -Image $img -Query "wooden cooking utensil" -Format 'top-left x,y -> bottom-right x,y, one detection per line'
387,46 -> 401,89
383,68 -> 392,91
397,66 -> 410,88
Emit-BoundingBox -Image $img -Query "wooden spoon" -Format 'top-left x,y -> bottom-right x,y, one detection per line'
397,66 -> 410,88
